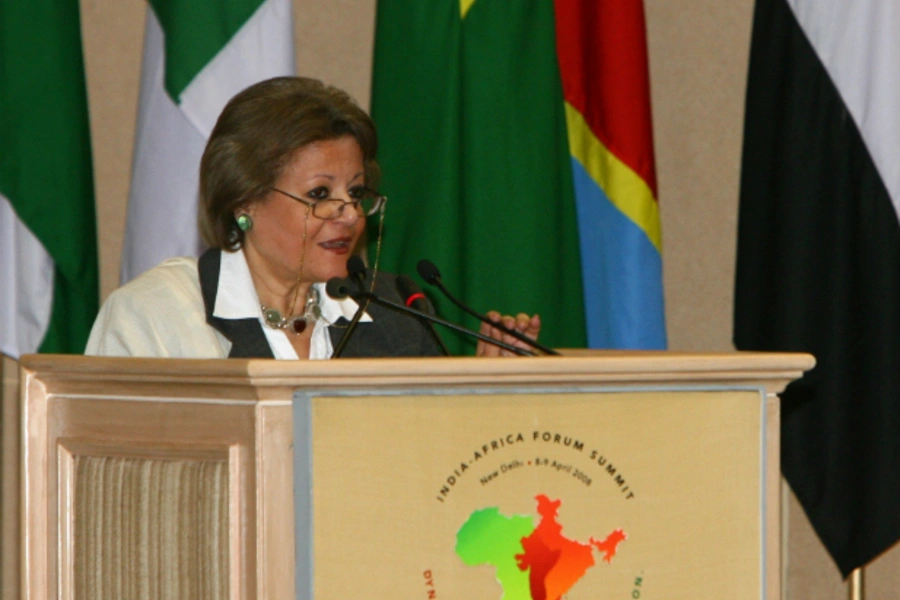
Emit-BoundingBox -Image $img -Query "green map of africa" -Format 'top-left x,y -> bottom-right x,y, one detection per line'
455,495 -> 625,600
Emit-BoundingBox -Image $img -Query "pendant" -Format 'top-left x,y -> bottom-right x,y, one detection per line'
291,318 -> 308,334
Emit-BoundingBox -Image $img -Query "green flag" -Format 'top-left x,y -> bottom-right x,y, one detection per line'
371,0 -> 586,354
0,1 -> 99,357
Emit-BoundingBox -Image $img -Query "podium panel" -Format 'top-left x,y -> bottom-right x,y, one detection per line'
297,388 -> 767,600
18,352 -> 813,599
69,449 -> 229,598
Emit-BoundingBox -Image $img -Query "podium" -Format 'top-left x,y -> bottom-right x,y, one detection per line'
19,352 -> 813,599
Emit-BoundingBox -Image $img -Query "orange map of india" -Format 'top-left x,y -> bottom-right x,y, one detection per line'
456,494 -> 625,600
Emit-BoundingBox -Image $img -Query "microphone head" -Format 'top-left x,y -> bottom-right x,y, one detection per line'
347,255 -> 367,279
325,277 -> 351,300
396,274 -> 420,299
416,259 -> 442,284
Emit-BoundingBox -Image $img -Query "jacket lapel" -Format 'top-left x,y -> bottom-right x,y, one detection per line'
198,249 -> 274,359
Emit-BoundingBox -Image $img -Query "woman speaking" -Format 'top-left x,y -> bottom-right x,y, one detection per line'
86,77 -> 539,359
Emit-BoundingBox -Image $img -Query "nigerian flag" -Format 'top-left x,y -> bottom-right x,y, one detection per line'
371,1 -> 664,354
0,2 -> 99,358
120,0 -> 295,283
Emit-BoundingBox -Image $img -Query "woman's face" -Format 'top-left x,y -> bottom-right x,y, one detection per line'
242,135 -> 366,286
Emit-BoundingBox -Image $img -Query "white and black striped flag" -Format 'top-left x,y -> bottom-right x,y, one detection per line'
735,0 -> 900,576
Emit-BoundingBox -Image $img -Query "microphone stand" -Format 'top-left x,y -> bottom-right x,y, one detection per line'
327,275 -> 372,358
331,300 -> 370,358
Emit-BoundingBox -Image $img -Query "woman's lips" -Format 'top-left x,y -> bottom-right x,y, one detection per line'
319,237 -> 352,253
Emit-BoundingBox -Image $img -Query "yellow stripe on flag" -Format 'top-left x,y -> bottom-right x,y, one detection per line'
564,102 -> 661,252
460,0 -> 476,19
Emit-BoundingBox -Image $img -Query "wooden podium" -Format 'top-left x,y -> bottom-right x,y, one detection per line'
19,352 -> 813,599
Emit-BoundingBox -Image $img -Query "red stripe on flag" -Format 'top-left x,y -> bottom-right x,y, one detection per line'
554,0 -> 658,198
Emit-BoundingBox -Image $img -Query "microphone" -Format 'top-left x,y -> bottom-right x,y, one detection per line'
396,274 -> 450,356
325,277 -> 355,300
396,274 -> 430,311
346,255 -> 367,288
416,259 -> 560,356
329,277 -> 535,356
325,277 -> 370,358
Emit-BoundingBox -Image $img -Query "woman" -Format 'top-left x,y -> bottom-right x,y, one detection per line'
86,77 -> 539,359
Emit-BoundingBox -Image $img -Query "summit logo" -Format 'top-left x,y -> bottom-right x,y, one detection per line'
455,494 -> 626,600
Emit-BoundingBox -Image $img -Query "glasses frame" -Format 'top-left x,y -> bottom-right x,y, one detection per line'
270,187 -> 385,220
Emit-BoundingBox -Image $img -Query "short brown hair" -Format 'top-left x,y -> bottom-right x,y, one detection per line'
198,76 -> 380,250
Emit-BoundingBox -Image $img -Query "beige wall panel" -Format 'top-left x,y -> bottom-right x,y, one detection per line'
860,528 -> 900,597
784,487 -> 900,599
294,0 -> 377,109
784,490 -> 844,599
80,0 -> 144,299
645,0 -> 750,353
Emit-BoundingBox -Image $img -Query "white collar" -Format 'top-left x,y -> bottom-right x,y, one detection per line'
213,249 -> 371,323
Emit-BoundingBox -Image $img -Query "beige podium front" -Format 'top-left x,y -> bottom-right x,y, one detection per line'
20,352 -> 813,599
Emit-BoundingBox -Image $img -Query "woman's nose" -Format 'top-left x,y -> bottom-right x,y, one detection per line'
333,196 -> 361,225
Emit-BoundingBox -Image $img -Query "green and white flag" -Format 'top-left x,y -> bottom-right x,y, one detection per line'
0,2 -> 99,358
120,0 -> 295,282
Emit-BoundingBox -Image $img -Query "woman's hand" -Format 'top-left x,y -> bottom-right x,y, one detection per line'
476,311 -> 541,357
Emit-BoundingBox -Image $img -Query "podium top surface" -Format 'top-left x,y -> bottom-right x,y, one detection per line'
19,351 -> 815,399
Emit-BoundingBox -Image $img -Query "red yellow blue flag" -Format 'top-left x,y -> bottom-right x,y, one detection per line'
555,0 -> 665,348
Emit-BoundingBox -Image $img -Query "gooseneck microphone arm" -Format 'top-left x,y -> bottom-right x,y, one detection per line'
326,277 -> 535,357
415,260 -> 560,356
327,277 -> 370,358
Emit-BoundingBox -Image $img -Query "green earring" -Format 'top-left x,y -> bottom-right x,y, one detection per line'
236,213 -> 253,232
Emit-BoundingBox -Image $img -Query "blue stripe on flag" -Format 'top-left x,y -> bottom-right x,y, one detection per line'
571,158 -> 667,349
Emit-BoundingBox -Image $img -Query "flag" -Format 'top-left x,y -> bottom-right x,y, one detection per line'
554,0 -> 665,349
0,2 -> 99,358
120,0 -> 295,283
735,0 -> 900,576
371,0 -> 665,354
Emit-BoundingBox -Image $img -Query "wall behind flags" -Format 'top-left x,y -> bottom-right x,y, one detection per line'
2,0 -> 895,598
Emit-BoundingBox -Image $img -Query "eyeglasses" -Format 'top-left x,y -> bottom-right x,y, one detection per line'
271,187 -> 386,220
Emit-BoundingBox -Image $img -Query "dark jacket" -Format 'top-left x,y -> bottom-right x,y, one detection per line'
199,248 -> 445,359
